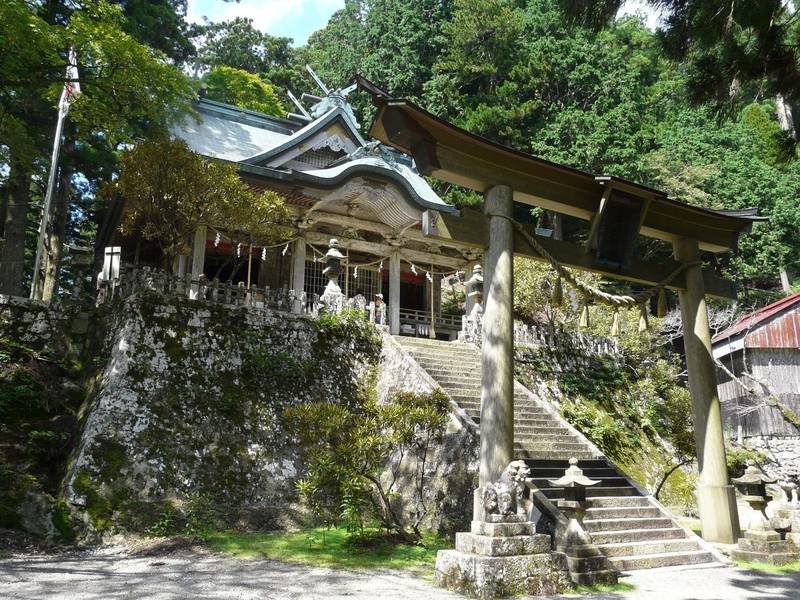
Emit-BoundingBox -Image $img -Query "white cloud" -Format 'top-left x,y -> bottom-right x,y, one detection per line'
187,0 -> 344,43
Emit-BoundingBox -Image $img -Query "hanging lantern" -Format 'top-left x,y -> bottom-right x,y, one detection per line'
638,303 -> 649,332
551,274 -> 563,306
656,288 -> 668,318
578,302 -> 590,329
610,308 -> 621,336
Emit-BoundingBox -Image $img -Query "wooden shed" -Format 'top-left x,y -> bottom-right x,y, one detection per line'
713,292 -> 800,440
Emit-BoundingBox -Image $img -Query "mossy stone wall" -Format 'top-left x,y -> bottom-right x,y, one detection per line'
65,294 -> 381,534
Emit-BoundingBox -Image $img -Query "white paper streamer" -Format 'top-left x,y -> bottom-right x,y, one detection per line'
282,243 -> 289,256
261,247 -> 267,261
214,232 -> 221,247
236,243 -> 242,258
353,266 -> 358,279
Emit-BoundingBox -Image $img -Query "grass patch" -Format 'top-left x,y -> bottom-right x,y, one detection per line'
563,582 -> 635,596
204,527 -> 451,574
736,560 -> 800,574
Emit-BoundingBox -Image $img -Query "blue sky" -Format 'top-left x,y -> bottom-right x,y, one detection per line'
186,1 -> 659,47
187,0 -> 345,45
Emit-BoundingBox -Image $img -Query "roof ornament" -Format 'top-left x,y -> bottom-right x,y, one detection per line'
347,140 -> 411,171
285,65 -> 360,129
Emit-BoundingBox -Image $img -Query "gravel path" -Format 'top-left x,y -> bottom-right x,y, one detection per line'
1,551 -> 799,599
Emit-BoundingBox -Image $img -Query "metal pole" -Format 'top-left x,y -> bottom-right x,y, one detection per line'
31,88 -> 68,300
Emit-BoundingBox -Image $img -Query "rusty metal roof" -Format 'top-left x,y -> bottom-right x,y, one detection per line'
712,291 -> 800,348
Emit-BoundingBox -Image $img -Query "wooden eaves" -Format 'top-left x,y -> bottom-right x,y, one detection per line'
356,76 -> 765,300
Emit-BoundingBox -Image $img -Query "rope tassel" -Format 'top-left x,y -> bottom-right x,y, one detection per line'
656,288 -> 668,318
610,309 -> 621,337
579,303 -> 590,329
551,274 -> 563,307
638,303 -> 649,333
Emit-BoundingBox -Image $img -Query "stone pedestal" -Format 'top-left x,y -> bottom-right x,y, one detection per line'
731,529 -> 797,565
774,506 -> 800,550
435,515 -> 569,599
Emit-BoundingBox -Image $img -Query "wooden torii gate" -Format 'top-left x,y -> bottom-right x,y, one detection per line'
357,77 -> 763,545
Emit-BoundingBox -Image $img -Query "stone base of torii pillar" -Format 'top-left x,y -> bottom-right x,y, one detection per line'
434,462 -> 570,599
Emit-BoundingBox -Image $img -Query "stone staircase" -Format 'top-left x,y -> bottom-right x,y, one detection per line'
395,336 -> 595,460
394,336 -> 716,572
529,459 -> 714,571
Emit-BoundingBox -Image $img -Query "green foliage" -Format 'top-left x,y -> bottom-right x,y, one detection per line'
726,447 -> 769,479
147,502 -> 178,537
190,17 -> 293,75
285,387 -> 450,542
113,138 -> 289,264
202,66 -> 285,116
204,526 -> 451,573
183,492 -> 218,539
52,500 -> 78,543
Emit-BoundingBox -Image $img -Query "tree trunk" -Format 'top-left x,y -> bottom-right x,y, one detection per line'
0,159 -> 32,297
775,94 -> 796,140
40,138 -> 75,302
780,268 -> 792,295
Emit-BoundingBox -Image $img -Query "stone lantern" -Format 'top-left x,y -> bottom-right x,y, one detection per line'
732,460 -> 776,534
319,238 -> 345,314
465,264 -> 484,309
460,264 -> 484,344
547,458 -> 617,585
731,460 -> 797,565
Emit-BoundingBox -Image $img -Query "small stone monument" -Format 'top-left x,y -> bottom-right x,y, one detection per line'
434,461 -> 569,599
731,460 -> 798,565
774,480 -> 800,551
319,238 -> 345,314
548,458 -> 618,585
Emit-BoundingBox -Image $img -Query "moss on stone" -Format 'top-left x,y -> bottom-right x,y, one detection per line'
52,500 -> 78,542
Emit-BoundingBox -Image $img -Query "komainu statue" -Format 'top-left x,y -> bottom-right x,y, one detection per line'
482,460 -> 531,520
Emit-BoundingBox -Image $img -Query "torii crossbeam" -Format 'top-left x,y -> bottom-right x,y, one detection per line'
357,75 -> 764,545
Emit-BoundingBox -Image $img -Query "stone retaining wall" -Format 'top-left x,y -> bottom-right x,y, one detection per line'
744,435 -> 800,481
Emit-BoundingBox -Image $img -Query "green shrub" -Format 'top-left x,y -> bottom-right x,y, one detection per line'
726,446 -> 769,479
285,385 -> 450,542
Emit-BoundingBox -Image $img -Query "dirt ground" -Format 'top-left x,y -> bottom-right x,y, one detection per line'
1,538 -> 799,600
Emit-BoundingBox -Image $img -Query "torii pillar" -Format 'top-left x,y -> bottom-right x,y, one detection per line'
674,237 -> 740,544
479,185 -> 515,490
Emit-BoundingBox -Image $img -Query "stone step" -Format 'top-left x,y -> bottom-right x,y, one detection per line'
517,450 -> 597,460
527,458 -> 610,469
589,527 -> 688,545
396,339 -> 475,352
410,356 -> 482,367
597,538 -> 700,558
585,496 -> 652,508
586,506 -> 663,520
515,442 -> 589,453
607,550 -> 714,571
527,468 -> 620,479
532,477 -> 632,490
514,427 -> 575,437
515,419 -> 565,428
542,486 -> 641,500
584,517 -> 674,533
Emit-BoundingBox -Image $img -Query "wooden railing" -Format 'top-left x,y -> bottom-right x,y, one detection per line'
399,308 -> 462,330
